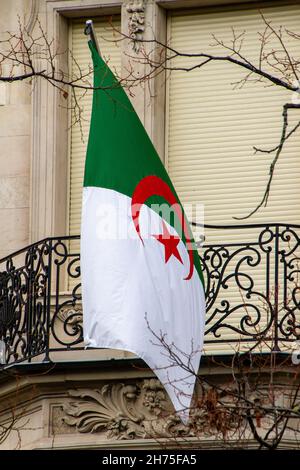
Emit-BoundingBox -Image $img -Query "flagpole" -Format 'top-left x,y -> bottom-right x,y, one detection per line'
84,20 -> 100,55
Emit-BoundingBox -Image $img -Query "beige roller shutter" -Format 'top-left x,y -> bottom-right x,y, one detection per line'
69,18 -> 121,244
167,4 -> 300,353
167,4 -> 300,228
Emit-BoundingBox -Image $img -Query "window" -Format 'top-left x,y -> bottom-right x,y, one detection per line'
166,3 -> 300,352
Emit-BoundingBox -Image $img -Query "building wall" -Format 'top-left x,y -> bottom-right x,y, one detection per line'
0,0 -> 33,259
0,0 -> 298,259
1,358 -> 299,450
0,0 -> 300,450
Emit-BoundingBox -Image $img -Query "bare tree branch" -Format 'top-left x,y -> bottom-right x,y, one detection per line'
234,103 -> 300,220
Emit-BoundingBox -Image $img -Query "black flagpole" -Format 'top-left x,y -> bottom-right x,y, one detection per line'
84,19 -> 100,56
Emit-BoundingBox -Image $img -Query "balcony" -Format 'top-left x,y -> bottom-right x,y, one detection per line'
0,223 -> 299,368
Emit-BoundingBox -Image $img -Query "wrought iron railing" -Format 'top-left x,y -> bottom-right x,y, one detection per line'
0,223 -> 299,367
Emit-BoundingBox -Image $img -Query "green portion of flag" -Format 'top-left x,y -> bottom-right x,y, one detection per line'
84,41 -> 204,286
84,42 -> 169,195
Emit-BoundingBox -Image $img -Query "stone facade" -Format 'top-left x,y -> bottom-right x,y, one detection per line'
1,357 -> 300,449
0,0 -> 299,450
0,0 -> 32,259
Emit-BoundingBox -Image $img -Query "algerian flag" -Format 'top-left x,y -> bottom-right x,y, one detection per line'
81,40 -> 206,422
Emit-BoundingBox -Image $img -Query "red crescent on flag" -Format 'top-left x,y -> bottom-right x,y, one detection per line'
131,175 -> 194,281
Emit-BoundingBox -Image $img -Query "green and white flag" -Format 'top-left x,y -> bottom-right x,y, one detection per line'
81,40 -> 206,421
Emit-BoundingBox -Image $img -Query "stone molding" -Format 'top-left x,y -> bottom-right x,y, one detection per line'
1,359 -> 300,449
125,1 -> 145,52
60,379 -> 239,440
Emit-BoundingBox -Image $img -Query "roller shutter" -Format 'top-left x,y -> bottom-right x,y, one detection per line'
69,17 -> 121,244
167,4 -> 300,353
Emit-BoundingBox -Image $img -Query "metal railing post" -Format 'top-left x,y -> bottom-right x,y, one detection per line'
44,240 -> 52,362
273,225 -> 280,351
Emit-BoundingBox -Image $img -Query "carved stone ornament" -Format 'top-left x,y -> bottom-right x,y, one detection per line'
62,379 -> 241,440
126,0 -> 145,53
57,306 -> 83,325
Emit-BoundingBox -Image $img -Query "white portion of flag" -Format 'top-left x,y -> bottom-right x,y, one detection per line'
81,186 -> 205,422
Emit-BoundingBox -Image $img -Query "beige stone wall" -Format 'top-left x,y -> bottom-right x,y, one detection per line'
0,0 -> 34,259
0,0 -> 299,451
1,360 -> 299,450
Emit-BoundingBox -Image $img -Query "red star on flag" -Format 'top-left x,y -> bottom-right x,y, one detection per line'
152,220 -> 183,265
